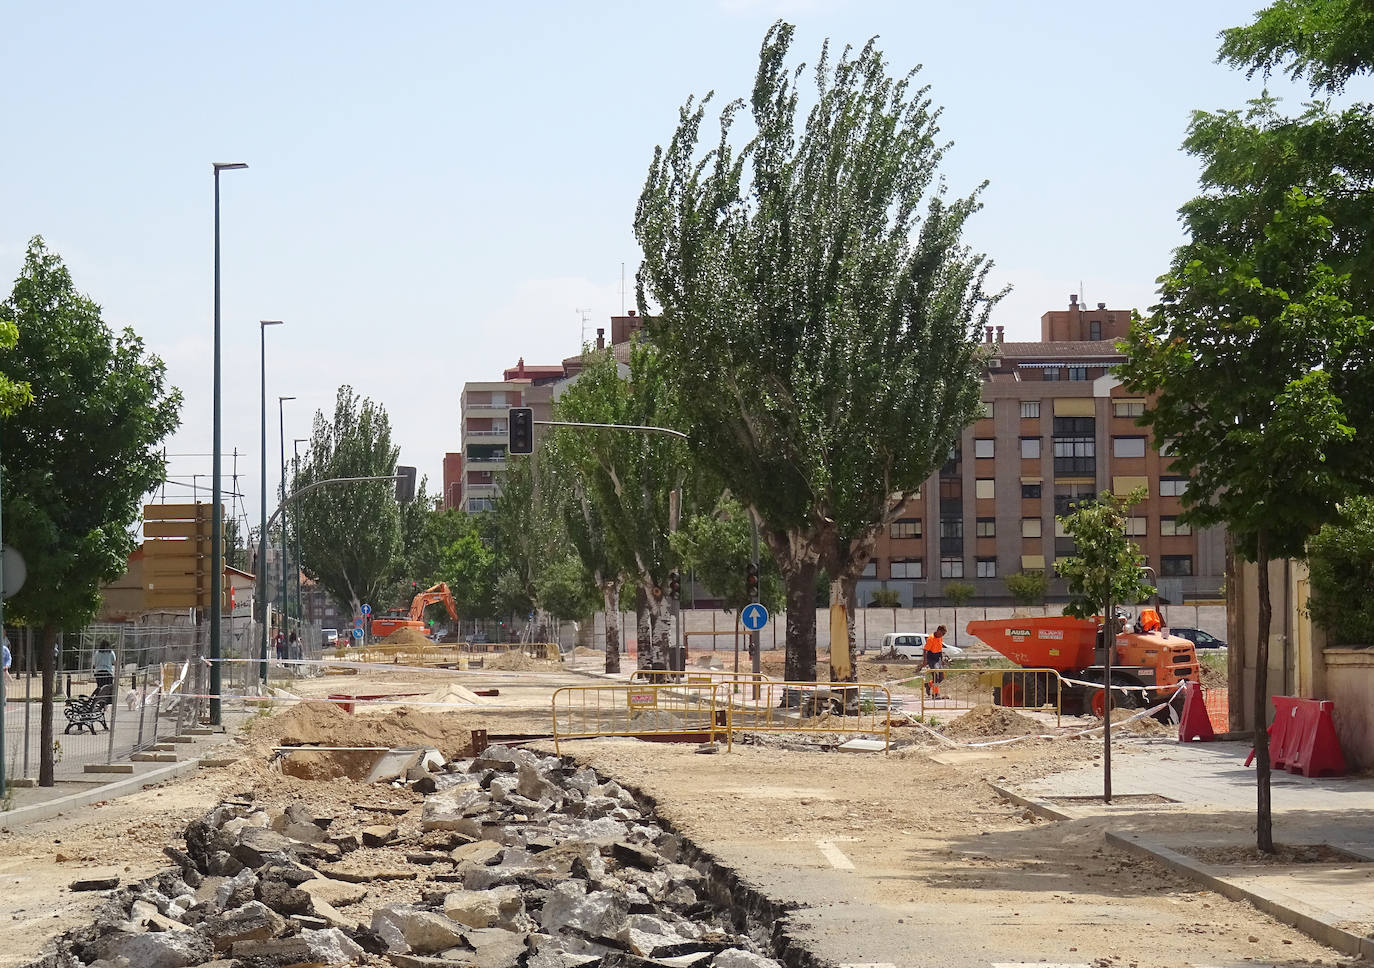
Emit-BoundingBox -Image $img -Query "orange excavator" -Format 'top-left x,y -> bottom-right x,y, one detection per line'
370,582 -> 459,639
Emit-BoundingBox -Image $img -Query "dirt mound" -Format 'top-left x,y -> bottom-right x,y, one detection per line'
254,700 -> 475,757
941,704 -> 1044,739
574,646 -> 604,657
1103,707 -> 1173,734
485,650 -> 562,671
1199,659 -> 1227,690
384,627 -> 431,646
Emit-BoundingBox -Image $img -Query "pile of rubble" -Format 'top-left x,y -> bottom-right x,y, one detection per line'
29,746 -> 786,968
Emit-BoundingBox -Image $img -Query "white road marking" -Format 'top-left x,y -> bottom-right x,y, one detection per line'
815,839 -> 855,870
839,963 -> 898,968
991,964 -> 1091,968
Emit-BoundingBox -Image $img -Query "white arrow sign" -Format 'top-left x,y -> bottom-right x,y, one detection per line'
742,603 -> 769,631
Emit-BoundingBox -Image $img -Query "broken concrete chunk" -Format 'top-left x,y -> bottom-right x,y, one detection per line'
69,876 -> 121,892
712,950 -> 783,968
465,925 -> 532,968
442,885 -> 525,929
203,899 -> 287,951
300,876 -> 368,908
362,824 -> 399,847
610,842 -> 661,871
101,929 -> 214,968
282,820 -> 328,844
421,787 -> 491,832
452,840 -> 504,866
538,881 -> 629,937
517,763 -> 558,802
213,867 -> 258,912
299,926 -> 366,963
372,904 -> 468,954
327,831 -> 361,853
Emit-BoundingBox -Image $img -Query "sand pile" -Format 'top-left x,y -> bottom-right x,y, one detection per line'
257,700 -> 475,757
1198,660 -> 1227,690
485,650 -> 561,671
384,627 -> 431,646
418,682 -> 482,705
942,704 -> 1044,739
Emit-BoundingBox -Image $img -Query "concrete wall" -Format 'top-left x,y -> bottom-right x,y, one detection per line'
1322,648 -> 1374,771
590,603 -> 1227,656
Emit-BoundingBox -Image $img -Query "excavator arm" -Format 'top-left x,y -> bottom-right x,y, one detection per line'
408,583 -> 460,625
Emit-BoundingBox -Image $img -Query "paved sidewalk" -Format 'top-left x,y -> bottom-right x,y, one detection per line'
999,739 -> 1374,959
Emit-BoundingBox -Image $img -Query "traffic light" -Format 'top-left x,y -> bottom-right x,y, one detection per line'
509,407 -> 534,455
668,572 -> 681,600
745,562 -> 759,602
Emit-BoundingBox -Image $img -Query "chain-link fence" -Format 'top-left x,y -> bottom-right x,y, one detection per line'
3,619 -> 325,785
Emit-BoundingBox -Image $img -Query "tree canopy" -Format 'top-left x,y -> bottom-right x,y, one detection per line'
292,386 -> 401,617
635,21 -> 999,679
1054,490 -> 1153,622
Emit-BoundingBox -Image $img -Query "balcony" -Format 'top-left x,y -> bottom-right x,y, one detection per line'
465,430 -> 509,439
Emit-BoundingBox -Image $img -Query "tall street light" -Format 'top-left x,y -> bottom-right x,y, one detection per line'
293,437 -> 308,626
258,320 -> 284,683
278,395 -> 295,655
210,161 -> 247,727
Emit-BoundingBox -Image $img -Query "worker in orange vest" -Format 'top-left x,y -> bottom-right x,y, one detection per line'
924,625 -> 947,698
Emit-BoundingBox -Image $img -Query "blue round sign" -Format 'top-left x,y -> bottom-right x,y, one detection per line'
352,627 -> 364,640
741,603 -> 769,631
360,603 -> 372,616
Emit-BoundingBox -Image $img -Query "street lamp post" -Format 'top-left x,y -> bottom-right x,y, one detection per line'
258,320 -> 283,683
293,438 -> 308,625
278,396 -> 295,657
210,161 -> 247,726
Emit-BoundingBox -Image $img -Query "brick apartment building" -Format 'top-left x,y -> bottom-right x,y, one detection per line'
857,295 -> 1225,606
452,314 -> 640,513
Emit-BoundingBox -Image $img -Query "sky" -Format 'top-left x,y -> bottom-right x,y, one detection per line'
1,0 -> 1307,534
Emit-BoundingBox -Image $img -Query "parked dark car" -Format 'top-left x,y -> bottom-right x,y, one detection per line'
1171,626 -> 1226,649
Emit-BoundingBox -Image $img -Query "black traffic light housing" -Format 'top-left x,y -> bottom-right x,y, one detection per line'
509,407 -> 534,455
745,562 -> 759,601
668,572 -> 681,600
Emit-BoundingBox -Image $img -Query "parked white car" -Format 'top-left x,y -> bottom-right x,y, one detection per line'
868,632 -> 963,659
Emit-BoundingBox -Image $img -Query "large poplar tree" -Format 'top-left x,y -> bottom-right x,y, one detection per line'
635,22 -> 999,680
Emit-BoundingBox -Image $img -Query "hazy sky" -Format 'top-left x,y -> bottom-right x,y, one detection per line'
1,0 -> 1303,532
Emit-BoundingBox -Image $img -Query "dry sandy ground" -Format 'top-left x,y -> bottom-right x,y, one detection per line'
0,661 -> 1351,968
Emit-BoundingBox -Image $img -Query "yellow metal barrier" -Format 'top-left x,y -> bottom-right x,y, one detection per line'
914,666 -> 1063,727
631,668 -> 770,691
551,683 -> 721,754
719,680 -> 892,751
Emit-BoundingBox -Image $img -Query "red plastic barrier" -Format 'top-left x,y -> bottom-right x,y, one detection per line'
1178,682 -> 1215,742
1245,695 -> 1348,777
1286,699 -> 1348,777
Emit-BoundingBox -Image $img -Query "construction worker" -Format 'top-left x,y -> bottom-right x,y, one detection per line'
924,625 -> 947,698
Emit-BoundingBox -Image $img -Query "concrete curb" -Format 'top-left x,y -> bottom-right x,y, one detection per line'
987,782 -> 1075,822
0,757 -> 209,830
1105,830 -> 1374,961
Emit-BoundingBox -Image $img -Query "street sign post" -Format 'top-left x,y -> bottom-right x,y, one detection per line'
352,627 -> 363,640
741,603 -> 769,631
360,603 -> 372,616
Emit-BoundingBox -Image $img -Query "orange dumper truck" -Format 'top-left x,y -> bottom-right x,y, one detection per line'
964,608 -> 1198,716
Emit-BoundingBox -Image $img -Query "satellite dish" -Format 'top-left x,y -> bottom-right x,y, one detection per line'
3,544 -> 27,599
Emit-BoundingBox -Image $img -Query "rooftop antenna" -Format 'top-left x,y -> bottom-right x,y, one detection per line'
576,307 -> 593,348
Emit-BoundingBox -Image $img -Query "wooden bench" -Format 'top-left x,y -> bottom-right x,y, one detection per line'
63,695 -> 110,735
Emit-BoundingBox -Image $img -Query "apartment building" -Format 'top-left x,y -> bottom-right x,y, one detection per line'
859,295 -> 1225,607
456,315 -> 642,513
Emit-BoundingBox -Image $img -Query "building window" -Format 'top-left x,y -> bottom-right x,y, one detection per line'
1020,401 -> 1041,418
940,518 -> 964,540
940,557 -> 964,579
975,478 -> 995,500
1161,516 -> 1192,536
1022,517 -> 1042,538
1113,436 -> 1146,459
1043,368 -> 1062,381
1114,400 -> 1146,418
1160,477 -> 1188,497
489,391 -> 508,407
861,559 -> 877,578
891,558 -> 923,579
976,558 -> 997,579
1161,555 -> 1194,577
1022,482 -> 1042,499
975,517 -> 996,538
1068,366 -> 1088,381
978,401 -> 993,419
1054,481 -> 1096,516
974,438 -> 995,459
1020,437 -> 1041,459
1126,516 -> 1147,537
1089,320 -> 1102,340
939,478 -> 962,501
890,518 -> 922,539
1053,436 -> 1096,475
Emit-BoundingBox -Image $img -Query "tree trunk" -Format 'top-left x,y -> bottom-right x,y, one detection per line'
784,559 -> 818,681
39,625 -> 56,787
827,576 -> 859,683
602,580 -> 622,674
646,587 -> 671,670
1254,533 -> 1274,853
634,586 -> 653,670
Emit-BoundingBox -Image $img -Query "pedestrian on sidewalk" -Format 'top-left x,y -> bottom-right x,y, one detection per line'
93,639 -> 116,701
924,625 -> 946,698
275,630 -> 286,660
287,630 -> 299,662
2,633 -> 12,684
